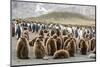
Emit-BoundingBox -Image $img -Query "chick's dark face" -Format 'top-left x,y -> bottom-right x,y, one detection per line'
36,38 -> 41,42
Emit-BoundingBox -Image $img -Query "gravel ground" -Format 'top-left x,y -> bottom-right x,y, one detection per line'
11,32 -> 95,66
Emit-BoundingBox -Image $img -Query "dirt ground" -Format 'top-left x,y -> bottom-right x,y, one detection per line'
11,32 -> 95,66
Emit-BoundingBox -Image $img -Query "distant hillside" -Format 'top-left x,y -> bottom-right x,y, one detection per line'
25,11 -> 95,21
23,12 -> 95,26
37,12 -> 94,20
